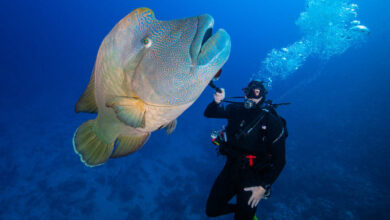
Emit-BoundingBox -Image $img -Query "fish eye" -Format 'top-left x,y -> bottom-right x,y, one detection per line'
143,37 -> 152,48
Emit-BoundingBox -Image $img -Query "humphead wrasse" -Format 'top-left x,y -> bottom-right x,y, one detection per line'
73,8 -> 231,167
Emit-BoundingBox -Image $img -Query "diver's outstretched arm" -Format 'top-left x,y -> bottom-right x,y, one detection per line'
204,89 -> 230,118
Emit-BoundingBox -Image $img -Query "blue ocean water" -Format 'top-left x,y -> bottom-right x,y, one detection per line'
0,0 -> 389,219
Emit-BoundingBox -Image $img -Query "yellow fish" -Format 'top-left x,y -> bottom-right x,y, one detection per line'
73,8 -> 231,167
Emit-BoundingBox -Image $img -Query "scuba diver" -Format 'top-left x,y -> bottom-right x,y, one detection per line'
204,80 -> 287,220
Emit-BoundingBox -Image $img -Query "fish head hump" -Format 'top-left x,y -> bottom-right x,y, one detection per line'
110,8 -> 231,106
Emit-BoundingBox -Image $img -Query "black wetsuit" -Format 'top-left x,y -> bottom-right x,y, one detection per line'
204,101 -> 286,220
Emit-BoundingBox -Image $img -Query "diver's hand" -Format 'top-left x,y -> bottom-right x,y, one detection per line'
244,186 -> 266,208
214,88 -> 225,104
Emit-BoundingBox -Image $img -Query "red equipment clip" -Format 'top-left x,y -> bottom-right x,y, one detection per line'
245,155 -> 257,167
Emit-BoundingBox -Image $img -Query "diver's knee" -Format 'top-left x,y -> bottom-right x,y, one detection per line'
205,205 -> 219,217
206,209 -> 218,217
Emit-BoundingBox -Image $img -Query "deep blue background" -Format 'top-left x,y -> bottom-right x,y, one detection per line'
0,0 -> 389,219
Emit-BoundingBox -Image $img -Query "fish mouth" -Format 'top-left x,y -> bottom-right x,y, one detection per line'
190,15 -> 231,66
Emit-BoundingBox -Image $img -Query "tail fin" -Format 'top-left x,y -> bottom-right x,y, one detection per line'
73,120 -> 114,167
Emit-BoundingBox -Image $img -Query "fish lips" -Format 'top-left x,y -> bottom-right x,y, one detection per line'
190,15 -> 231,66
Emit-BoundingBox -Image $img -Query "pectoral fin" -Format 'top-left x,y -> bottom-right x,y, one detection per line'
110,133 -> 150,158
106,97 -> 145,128
75,66 -> 98,113
164,119 -> 177,135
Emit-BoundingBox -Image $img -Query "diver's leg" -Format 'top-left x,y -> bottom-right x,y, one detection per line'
234,169 -> 261,220
235,188 -> 258,220
206,163 -> 237,217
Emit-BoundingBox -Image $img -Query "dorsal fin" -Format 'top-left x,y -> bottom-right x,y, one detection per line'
75,66 -> 98,113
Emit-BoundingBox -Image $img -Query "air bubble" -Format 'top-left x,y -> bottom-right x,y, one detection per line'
253,0 -> 369,83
